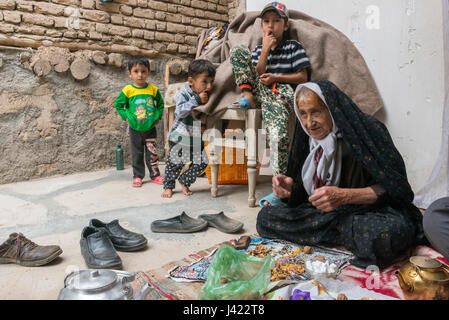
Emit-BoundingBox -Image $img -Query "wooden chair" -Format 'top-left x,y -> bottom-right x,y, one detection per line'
162,64 -> 187,157
205,108 -> 262,207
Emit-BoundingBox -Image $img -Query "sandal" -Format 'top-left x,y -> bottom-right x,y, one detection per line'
228,97 -> 252,110
198,212 -> 244,234
151,212 -> 208,233
259,192 -> 288,208
150,175 -> 163,185
132,177 -> 143,188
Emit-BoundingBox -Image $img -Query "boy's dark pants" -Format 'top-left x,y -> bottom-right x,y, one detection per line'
163,141 -> 208,190
129,126 -> 160,180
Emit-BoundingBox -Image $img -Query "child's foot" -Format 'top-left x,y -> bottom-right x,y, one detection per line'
241,91 -> 256,109
231,91 -> 256,110
150,176 -> 163,185
161,189 -> 174,198
180,184 -> 193,196
132,177 -> 143,188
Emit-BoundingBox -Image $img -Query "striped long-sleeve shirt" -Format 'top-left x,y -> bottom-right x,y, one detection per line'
251,39 -> 311,76
168,84 -> 203,147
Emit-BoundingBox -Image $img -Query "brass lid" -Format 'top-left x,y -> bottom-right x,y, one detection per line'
410,256 -> 442,269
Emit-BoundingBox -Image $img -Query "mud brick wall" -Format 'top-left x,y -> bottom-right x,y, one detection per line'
227,0 -> 244,22
0,0 -> 235,56
0,0 -> 244,184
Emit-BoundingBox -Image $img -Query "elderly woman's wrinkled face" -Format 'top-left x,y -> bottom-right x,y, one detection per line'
296,92 -> 333,140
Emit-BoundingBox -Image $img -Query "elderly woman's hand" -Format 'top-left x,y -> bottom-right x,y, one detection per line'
309,186 -> 379,212
309,186 -> 349,212
272,175 -> 294,199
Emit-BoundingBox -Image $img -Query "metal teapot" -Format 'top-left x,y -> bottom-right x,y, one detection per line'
58,269 -> 151,300
395,256 -> 449,300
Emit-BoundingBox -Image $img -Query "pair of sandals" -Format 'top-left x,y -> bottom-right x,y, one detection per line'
132,176 -> 163,187
151,212 -> 244,234
228,97 -> 252,110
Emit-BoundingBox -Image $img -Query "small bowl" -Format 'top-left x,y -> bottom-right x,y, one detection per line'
304,259 -> 338,279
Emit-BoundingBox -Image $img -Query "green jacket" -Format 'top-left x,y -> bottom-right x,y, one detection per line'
114,83 -> 165,132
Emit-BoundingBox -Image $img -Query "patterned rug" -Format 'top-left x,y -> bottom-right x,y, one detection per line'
130,240 -> 234,300
168,237 -> 353,283
129,237 -> 449,300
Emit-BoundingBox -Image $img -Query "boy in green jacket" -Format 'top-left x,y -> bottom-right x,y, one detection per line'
114,56 -> 164,187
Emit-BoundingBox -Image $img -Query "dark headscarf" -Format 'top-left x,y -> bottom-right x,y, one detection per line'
288,80 -> 416,207
257,80 -> 427,267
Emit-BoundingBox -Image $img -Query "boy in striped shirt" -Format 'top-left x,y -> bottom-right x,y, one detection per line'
230,2 -> 311,206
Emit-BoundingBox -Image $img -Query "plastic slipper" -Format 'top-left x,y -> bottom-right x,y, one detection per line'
228,97 -> 252,110
198,212 -> 244,234
151,212 -> 208,233
150,175 -> 163,185
259,192 -> 288,208
132,177 -> 143,188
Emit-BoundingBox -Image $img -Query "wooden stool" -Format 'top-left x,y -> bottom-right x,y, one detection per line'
206,109 -> 262,207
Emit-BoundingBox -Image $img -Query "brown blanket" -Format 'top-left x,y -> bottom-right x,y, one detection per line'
193,10 -> 384,125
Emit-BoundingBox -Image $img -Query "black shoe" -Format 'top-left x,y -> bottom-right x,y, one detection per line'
80,227 -> 122,269
151,212 -> 208,233
89,219 -> 148,252
198,212 -> 244,234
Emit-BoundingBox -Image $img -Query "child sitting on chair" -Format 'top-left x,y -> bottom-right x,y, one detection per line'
161,59 -> 215,198
230,2 -> 311,207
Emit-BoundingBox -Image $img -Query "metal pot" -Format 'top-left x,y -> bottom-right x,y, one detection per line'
395,256 -> 449,300
58,269 -> 151,300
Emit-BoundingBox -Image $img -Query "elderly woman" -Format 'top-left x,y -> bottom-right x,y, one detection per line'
256,80 -> 426,268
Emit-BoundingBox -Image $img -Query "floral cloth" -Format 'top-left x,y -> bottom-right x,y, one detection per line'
266,279 -> 398,300
168,237 -> 352,283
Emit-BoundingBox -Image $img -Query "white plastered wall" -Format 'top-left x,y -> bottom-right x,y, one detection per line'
246,0 -> 446,202
414,0 -> 449,208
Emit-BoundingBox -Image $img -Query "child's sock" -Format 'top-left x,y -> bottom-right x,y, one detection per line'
240,83 -> 252,93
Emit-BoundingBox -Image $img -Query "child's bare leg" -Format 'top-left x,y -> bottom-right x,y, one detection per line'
232,91 -> 256,109
177,149 -> 207,197
161,189 -> 174,198
230,44 -> 258,109
180,183 -> 193,196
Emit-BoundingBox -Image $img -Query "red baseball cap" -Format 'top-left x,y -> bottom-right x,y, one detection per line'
259,2 -> 289,21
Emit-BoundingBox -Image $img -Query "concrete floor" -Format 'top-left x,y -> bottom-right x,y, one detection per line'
0,166 -> 272,300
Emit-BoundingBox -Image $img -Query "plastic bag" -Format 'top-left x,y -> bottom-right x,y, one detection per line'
198,245 -> 274,300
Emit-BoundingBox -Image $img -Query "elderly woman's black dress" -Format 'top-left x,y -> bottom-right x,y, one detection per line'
256,80 -> 427,268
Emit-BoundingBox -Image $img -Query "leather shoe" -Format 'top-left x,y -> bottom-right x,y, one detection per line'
198,212 -> 244,234
151,212 -> 208,233
0,233 -> 62,267
80,227 -> 122,270
89,219 -> 147,252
